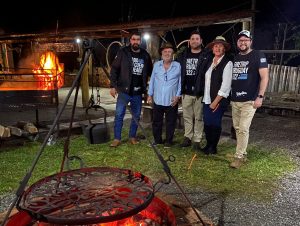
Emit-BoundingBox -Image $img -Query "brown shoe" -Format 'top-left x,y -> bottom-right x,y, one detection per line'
226,153 -> 248,161
230,158 -> 246,169
110,139 -> 121,147
129,138 -> 139,145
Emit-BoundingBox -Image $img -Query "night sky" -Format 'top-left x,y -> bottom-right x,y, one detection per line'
0,0 -> 298,33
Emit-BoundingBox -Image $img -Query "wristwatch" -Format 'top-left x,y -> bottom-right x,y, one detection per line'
258,95 -> 264,98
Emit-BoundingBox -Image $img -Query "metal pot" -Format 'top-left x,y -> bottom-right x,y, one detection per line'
81,106 -> 110,144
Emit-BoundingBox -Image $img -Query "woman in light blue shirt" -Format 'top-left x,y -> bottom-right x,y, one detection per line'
147,42 -> 181,148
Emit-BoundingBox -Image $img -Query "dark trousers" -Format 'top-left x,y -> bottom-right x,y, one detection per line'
152,103 -> 178,144
203,104 -> 226,127
202,104 -> 226,153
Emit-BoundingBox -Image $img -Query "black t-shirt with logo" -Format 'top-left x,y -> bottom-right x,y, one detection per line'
130,51 -> 145,95
184,52 -> 201,95
231,50 -> 268,101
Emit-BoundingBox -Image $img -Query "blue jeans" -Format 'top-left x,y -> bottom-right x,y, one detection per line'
114,93 -> 142,140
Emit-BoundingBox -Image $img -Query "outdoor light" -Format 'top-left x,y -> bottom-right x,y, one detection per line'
143,33 -> 150,41
76,38 -> 81,44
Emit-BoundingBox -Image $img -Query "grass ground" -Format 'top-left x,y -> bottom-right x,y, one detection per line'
0,130 -> 297,201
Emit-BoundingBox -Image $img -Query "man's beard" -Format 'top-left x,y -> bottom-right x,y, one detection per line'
239,46 -> 250,54
131,44 -> 140,51
191,44 -> 201,50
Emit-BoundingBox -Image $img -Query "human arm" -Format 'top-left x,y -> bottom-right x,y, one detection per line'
171,64 -> 181,107
253,67 -> 269,108
147,65 -> 156,104
109,50 -> 122,89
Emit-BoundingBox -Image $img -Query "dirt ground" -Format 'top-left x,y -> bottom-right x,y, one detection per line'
223,111 -> 300,153
165,111 -> 300,225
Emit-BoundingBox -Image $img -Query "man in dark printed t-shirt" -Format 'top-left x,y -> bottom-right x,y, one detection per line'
109,32 -> 152,148
230,30 -> 269,169
176,30 -> 210,150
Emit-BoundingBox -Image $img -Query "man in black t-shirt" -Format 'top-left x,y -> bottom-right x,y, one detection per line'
177,30 -> 210,150
230,30 -> 269,169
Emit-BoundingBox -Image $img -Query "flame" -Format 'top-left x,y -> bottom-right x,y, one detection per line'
95,210 -> 157,226
33,51 -> 64,90
11,197 -> 175,226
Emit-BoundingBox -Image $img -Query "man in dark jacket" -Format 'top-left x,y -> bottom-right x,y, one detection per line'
109,32 -> 153,147
176,30 -> 211,150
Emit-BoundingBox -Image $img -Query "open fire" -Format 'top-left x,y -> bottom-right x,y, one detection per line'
0,50 -> 63,111
6,167 -> 176,226
7,197 -> 175,226
0,50 -> 64,91
32,51 -> 64,90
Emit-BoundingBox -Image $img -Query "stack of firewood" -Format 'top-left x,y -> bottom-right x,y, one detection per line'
0,121 -> 38,138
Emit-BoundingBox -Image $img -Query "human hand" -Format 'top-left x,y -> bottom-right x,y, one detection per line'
110,88 -> 117,98
209,101 -> 219,112
253,97 -> 263,108
147,96 -> 153,105
171,96 -> 180,107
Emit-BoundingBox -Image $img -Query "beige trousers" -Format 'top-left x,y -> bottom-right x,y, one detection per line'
231,101 -> 257,158
182,95 -> 204,142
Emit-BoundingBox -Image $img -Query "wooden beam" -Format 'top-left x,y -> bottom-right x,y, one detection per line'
0,10 -> 253,44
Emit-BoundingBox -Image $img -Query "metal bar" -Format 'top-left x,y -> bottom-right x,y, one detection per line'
261,50 -> 300,53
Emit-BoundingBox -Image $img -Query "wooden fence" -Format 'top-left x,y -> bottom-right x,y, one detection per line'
263,64 -> 300,114
267,64 -> 300,93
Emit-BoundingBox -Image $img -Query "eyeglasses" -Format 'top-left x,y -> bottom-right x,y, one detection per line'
238,39 -> 251,43
164,72 -> 167,81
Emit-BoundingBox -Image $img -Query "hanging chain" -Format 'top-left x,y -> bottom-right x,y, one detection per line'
88,57 -> 95,108
95,68 -> 101,106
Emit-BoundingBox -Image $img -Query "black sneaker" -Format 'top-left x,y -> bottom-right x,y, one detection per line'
204,146 -> 217,155
180,137 -> 191,148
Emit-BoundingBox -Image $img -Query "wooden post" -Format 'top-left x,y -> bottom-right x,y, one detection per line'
146,34 -> 160,62
242,22 -> 250,31
81,55 -> 91,108
250,0 -> 256,37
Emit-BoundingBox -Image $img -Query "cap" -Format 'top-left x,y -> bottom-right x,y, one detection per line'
237,30 -> 252,39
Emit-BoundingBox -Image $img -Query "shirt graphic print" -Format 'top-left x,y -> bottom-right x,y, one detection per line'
132,57 -> 144,76
186,58 -> 198,76
233,61 -> 249,81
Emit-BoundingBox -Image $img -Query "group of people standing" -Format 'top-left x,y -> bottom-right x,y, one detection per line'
109,29 -> 269,169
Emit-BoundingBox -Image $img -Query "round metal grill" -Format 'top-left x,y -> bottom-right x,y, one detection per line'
18,167 -> 154,225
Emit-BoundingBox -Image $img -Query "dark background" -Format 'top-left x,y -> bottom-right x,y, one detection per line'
0,0 -> 299,66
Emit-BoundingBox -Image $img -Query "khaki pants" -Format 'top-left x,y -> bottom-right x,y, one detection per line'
182,95 -> 203,142
231,101 -> 256,158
